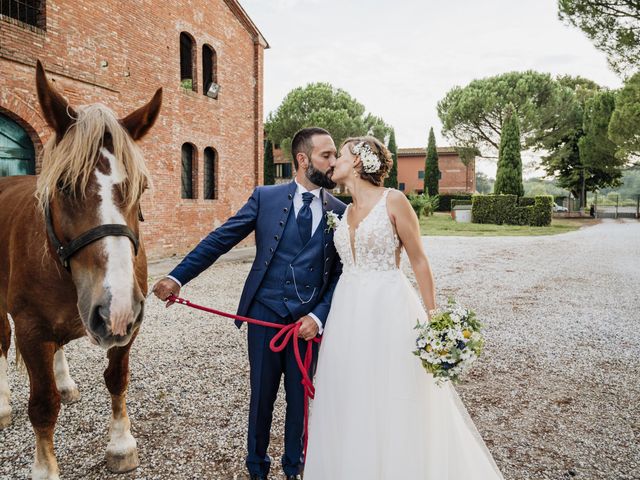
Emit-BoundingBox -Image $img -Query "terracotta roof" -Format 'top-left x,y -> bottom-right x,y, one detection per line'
223,0 -> 269,48
397,147 -> 458,156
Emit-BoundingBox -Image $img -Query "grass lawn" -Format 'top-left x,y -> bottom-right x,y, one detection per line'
419,212 -> 600,237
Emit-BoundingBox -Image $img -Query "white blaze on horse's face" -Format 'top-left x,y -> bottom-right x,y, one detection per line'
95,147 -> 139,339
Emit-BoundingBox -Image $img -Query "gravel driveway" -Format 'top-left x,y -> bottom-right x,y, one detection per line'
1,219 -> 638,480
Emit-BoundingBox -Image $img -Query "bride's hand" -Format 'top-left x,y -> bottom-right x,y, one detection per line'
297,315 -> 319,341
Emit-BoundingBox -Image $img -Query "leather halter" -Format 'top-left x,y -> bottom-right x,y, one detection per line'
44,203 -> 141,271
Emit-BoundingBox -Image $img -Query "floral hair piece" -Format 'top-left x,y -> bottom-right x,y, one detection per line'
352,142 -> 381,174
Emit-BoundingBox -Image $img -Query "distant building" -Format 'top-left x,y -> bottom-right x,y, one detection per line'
272,144 -> 293,184
397,147 -> 475,194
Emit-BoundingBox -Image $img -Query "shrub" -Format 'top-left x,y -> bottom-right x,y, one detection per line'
436,193 -> 473,212
472,194 -> 552,226
530,196 -> 553,226
472,194 -> 518,224
408,193 -> 439,218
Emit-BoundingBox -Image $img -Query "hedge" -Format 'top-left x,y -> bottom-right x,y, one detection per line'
471,194 -> 553,226
436,193 -> 474,212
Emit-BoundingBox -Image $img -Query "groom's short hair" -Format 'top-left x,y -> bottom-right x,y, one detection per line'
291,127 -> 331,169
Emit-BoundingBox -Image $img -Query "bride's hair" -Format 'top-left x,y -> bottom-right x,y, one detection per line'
341,136 -> 393,187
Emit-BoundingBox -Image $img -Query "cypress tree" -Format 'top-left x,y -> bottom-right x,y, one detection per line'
384,129 -> 398,188
494,106 -> 524,196
424,127 -> 440,195
263,138 -> 275,185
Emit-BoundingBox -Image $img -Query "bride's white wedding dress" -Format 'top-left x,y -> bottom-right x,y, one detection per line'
304,188 -> 504,479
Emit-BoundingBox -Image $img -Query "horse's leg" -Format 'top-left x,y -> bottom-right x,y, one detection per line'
18,336 -> 60,480
0,308 -> 11,428
104,341 -> 139,473
53,346 -> 80,404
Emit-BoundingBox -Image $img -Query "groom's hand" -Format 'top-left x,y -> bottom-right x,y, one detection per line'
152,278 -> 181,305
297,315 -> 319,341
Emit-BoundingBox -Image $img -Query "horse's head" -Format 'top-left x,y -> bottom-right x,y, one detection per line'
35,60 -> 162,349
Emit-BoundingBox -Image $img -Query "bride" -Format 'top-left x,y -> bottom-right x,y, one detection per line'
303,136 -> 504,479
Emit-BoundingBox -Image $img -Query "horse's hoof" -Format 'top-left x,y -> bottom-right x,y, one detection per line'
106,449 -> 139,473
0,413 -> 11,429
59,387 -> 81,404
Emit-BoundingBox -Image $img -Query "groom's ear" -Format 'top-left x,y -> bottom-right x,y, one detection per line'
297,152 -> 308,169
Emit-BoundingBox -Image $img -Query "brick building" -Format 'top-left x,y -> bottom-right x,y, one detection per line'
0,0 -> 267,259
397,147 -> 475,194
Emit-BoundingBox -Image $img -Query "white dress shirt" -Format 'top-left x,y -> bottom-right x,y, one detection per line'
293,180 -> 324,333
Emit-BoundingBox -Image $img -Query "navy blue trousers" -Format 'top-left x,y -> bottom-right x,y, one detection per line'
245,301 -> 318,477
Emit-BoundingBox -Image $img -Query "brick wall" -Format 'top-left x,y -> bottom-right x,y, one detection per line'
0,0 -> 267,259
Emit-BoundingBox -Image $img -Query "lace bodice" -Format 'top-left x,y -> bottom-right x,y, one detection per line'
334,189 -> 400,273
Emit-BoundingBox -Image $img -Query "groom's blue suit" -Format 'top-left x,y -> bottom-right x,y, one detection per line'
168,180 -> 346,477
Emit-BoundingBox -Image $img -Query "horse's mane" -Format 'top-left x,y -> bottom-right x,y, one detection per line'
36,103 -> 150,211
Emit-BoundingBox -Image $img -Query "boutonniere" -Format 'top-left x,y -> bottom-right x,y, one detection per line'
325,210 -> 340,233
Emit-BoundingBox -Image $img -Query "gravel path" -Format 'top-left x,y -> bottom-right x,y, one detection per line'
1,219 -> 638,479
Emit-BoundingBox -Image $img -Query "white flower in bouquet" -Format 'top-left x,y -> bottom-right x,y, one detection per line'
413,299 -> 485,384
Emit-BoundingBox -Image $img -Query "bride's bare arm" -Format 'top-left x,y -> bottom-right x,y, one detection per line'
387,190 -> 437,314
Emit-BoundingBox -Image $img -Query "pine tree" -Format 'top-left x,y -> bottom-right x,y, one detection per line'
494,106 -> 524,196
384,129 -> 398,188
424,127 -> 440,195
263,138 -> 275,185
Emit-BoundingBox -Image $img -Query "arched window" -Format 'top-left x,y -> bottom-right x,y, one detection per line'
1,0 -> 46,29
179,32 -> 196,91
202,44 -> 218,98
0,112 -> 36,177
203,147 -> 217,200
181,143 -> 197,199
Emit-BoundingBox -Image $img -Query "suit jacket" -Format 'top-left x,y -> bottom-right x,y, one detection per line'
169,181 -> 347,326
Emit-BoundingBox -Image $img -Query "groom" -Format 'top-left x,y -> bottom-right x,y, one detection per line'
153,127 -> 346,479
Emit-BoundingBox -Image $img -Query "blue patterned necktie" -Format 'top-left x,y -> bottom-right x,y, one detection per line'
297,191 -> 315,243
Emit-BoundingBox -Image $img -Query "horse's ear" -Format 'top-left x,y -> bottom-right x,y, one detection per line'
120,88 -> 162,141
35,59 -> 77,140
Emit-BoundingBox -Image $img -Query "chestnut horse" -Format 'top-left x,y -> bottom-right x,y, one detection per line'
0,61 -> 161,479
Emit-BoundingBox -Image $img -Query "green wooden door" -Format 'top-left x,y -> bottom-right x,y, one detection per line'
0,113 -> 36,177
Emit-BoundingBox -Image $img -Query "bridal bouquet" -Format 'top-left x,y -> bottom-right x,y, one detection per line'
413,299 -> 484,384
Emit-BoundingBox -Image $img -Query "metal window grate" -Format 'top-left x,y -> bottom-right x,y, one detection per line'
0,0 -> 45,29
181,144 -> 194,199
203,147 -> 216,200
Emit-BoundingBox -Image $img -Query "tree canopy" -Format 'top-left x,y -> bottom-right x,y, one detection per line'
558,0 -> 640,77
437,71 -> 574,158
265,82 -> 391,159
609,72 -> 640,162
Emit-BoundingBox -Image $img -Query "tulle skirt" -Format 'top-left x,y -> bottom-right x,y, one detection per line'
304,269 -> 504,479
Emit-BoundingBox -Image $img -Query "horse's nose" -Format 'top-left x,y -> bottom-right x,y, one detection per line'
98,305 -> 109,322
89,304 -> 110,338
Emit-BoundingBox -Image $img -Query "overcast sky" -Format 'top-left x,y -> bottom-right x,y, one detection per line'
240,0 -> 623,177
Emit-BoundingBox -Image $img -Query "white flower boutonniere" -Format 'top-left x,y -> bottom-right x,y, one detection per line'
325,210 -> 340,233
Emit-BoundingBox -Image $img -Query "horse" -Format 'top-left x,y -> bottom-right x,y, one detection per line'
0,60 -> 161,479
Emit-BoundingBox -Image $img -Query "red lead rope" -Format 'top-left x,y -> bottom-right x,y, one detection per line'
166,294 -> 320,455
